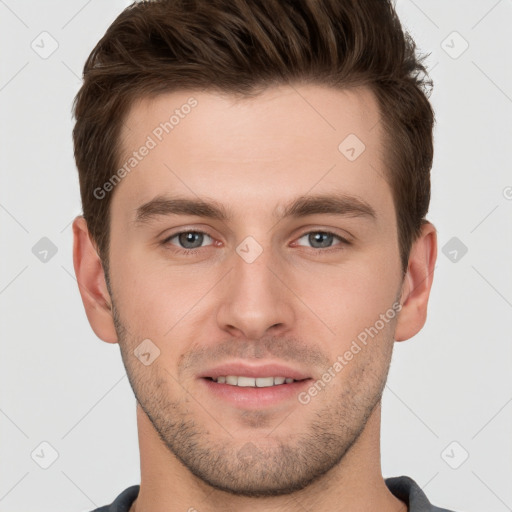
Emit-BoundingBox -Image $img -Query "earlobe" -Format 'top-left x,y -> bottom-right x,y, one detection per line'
72,216 -> 118,344
394,222 -> 437,342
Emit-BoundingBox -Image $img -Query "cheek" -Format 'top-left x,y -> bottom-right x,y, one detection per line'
293,248 -> 401,346
110,249 -> 219,338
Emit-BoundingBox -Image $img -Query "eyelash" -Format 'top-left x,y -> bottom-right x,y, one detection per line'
162,230 -> 351,256
163,231 -> 215,257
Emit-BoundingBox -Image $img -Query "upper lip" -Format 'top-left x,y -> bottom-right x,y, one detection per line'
198,362 -> 311,380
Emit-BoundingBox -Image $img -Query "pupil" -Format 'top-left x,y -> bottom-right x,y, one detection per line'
179,232 -> 203,248
310,232 -> 332,248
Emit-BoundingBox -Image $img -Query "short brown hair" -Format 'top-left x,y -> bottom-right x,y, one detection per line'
73,0 -> 434,274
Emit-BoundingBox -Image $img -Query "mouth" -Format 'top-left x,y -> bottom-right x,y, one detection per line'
205,376 -> 307,387
198,363 -> 313,408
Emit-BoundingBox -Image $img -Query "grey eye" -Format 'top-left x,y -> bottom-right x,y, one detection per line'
296,231 -> 341,249
168,231 -> 213,249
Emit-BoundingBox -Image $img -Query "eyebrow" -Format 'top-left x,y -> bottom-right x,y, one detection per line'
134,192 -> 377,225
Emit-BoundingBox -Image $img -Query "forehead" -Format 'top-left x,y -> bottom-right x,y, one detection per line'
112,84 -> 392,224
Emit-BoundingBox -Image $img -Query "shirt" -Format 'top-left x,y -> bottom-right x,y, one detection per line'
89,475 -> 457,511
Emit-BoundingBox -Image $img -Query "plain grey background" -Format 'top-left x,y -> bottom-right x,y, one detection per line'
1,1 -> 511,511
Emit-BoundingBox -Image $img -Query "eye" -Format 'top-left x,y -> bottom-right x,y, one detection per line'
161,229 -> 349,255
164,231 -> 214,250
294,231 -> 349,249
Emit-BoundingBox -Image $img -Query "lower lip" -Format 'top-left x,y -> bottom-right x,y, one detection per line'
200,378 -> 312,408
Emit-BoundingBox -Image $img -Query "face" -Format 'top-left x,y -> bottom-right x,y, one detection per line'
106,84 -> 404,496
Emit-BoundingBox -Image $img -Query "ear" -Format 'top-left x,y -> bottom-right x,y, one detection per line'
72,216 -> 118,344
395,221 -> 437,342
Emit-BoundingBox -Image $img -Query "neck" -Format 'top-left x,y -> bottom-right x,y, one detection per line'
130,402 -> 407,512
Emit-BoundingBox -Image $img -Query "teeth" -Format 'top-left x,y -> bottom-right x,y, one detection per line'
256,377 -> 274,387
238,376 -> 256,387
212,376 -> 297,387
226,376 -> 238,385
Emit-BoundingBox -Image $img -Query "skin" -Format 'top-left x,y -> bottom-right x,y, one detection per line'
73,84 -> 437,512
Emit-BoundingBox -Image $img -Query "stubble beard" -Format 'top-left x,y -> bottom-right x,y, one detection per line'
112,303 -> 394,497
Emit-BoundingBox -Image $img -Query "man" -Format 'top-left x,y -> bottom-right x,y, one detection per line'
71,0 -> 453,510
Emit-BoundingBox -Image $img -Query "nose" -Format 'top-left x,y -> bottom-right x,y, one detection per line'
216,245 -> 296,340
